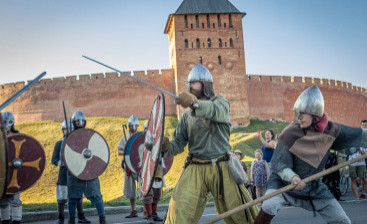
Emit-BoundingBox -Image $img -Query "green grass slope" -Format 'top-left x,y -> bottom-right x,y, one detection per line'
15,117 -> 288,211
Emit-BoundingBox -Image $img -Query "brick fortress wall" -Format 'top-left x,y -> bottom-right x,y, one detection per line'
1,71 -> 366,127
0,69 -> 176,123
247,75 -> 367,127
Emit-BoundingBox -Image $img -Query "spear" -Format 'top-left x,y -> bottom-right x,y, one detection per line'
202,153 -> 367,224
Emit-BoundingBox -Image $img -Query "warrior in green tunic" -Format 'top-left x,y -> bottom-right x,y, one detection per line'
161,63 -> 258,224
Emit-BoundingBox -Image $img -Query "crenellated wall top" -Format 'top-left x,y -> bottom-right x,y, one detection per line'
247,74 -> 366,94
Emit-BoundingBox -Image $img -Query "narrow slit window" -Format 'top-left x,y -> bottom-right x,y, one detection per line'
195,15 -> 199,28
185,39 -> 188,48
196,38 -> 200,48
207,14 -> 210,28
184,15 -> 188,28
218,56 -> 222,65
207,38 -> 211,48
219,39 -> 222,47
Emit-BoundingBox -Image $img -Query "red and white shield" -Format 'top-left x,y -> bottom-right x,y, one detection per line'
6,133 -> 46,194
63,128 -> 110,180
141,93 -> 165,196
125,132 -> 174,176
0,115 -> 8,198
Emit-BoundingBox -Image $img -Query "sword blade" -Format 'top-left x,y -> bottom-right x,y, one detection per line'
82,55 -> 177,98
0,72 -> 46,111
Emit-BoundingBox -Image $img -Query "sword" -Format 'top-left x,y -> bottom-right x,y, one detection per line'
0,72 -> 46,111
82,55 -> 198,108
202,152 -> 367,224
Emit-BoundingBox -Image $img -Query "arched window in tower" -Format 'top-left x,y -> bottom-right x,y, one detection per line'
185,39 -> 188,48
207,14 -> 210,28
224,23 -> 226,28
218,56 -> 222,65
184,15 -> 188,28
195,15 -> 199,28
217,14 -> 221,27
230,38 -> 233,48
229,14 -> 233,27
207,38 -> 211,48
219,39 -> 223,48
199,56 -> 203,64
191,24 -> 193,29
202,23 -> 204,28
196,38 -> 200,48
213,23 -> 215,28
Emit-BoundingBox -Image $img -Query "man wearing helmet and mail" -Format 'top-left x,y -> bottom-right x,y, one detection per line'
254,85 -> 367,224
67,110 -> 106,224
0,112 -> 22,224
51,120 -> 90,224
160,63 -> 258,224
117,115 -> 140,218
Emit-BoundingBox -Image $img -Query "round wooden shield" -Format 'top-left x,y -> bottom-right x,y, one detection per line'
63,128 -> 110,180
0,115 -> 8,198
141,93 -> 165,196
125,132 -> 173,176
124,132 -> 144,175
6,133 -> 46,194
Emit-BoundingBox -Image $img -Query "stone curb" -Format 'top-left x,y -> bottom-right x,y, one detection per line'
22,202 -> 215,223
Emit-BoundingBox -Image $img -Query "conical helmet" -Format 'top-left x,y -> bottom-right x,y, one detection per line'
1,111 -> 15,130
128,115 -> 139,129
293,85 -> 324,119
187,63 -> 213,84
187,63 -> 215,98
71,110 -> 87,128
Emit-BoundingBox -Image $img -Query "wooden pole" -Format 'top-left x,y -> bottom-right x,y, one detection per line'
202,153 -> 367,224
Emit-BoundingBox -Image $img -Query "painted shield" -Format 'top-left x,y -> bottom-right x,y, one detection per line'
0,115 -> 8,198
6,133 -> 46,194
125,132 -> 173,176
63,128 -> 109,180
124,132 -> 144,175
141,93 -> 165,196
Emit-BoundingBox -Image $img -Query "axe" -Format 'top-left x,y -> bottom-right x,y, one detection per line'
82,55 -> 198,108
202,153 -> 367,224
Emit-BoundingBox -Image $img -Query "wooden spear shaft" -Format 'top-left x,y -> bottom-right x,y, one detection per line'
203,153 -> 367,224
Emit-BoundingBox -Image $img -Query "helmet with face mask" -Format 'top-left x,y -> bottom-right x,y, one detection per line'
71,110 -> 87,129
187,63 -> 215,99
293,85 -> 324,121
1,111 -> 15,133
61,120 -> 74,134
128,115 -> 139,131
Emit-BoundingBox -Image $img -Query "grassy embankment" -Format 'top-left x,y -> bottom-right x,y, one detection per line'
16,116 -> 288,212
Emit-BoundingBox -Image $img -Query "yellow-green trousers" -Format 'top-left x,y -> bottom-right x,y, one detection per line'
165,158 -> 259,224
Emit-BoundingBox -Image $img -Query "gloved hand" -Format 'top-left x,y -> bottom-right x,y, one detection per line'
175,92 -> 199,109
161,137 -> 170,153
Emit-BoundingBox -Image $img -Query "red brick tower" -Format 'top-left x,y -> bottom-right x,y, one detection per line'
164,0 -> 250,125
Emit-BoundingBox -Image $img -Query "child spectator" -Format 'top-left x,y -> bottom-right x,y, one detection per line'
251,149 -> 269,204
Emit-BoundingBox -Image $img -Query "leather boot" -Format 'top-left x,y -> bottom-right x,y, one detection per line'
1,221 -> 10,224
77,201 -> 91,223
57,202 -> 65,224
12,221 -> 21,224
68,217 -> 76,224
151,203 -> 163,221
254,209 -> 275,224
99,216 -> 106,224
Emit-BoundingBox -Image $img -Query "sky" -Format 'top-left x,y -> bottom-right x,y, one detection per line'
0,0 -> 366,88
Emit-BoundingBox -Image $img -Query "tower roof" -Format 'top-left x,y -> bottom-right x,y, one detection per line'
164,0 -> 246,33
175,0 -> 243,14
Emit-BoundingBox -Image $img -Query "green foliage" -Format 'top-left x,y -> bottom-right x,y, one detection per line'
16,117 -> 288,212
